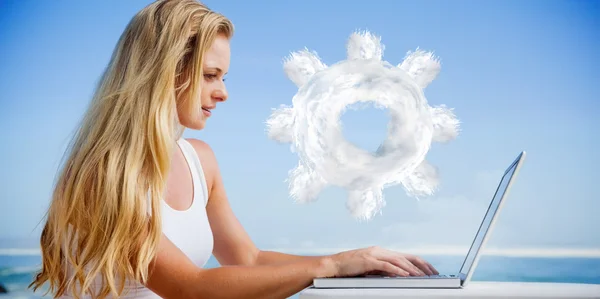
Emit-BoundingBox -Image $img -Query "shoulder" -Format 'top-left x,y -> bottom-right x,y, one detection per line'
184,138 -> 221,187
185,138 -> 215,159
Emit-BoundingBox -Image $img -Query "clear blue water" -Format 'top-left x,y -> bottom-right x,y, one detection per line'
1,254 -> 599,298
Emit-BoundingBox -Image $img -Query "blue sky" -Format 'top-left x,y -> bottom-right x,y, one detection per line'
0,0 -> 598,254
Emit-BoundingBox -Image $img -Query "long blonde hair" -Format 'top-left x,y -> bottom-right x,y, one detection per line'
29,1 -> 233,297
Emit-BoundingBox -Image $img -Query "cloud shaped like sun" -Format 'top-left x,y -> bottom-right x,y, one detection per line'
266,30 -> 460,220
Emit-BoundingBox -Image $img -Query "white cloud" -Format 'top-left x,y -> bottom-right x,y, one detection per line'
266,31 -> 459,220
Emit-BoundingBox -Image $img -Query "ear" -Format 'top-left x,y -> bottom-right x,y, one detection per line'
398,48 -> 441,89
283,48 -> 327,87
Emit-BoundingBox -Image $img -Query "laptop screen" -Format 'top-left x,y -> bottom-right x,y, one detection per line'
458,155 -> 521,276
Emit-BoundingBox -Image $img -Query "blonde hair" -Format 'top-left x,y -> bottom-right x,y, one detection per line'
29,0 -> 233,297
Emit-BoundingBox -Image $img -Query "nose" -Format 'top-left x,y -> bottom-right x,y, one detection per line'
212,81 -> 228,102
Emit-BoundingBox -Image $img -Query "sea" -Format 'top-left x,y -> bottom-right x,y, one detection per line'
1,253 -> 599,298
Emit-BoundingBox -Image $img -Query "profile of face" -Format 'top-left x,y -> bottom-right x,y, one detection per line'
177,34 -> 231,130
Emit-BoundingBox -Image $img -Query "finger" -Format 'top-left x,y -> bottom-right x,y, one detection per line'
406,256 -> 434,275
389,256 -> 425,276
397,255 -> 426,276
403,258 -> 426,276
410,259 -> 432,276
427,262 -> 439,275
408,255 -> 439,275
372,250 -> 424,276
373,260 -> 409,277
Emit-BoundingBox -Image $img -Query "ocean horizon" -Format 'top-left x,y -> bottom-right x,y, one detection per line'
1,248 -> 600,299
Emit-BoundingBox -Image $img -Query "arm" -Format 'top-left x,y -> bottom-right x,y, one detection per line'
255,251 -> 325,266
154,139 -> 435,299
145,233 -> 336,299
146,139 -> 438,298
188,138 -> 261,266
146,139 -> 338,298
187,138 -> 439,277
188,138 -> 323,267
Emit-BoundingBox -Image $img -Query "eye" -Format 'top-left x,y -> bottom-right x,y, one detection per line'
204,74 -> 218,80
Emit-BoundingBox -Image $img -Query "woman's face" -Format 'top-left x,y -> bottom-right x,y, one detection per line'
178,34 -> 230,130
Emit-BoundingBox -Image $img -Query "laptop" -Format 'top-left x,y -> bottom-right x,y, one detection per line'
313,151 -> 527,289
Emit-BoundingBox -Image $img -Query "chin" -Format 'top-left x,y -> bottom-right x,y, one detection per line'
181,118 -> 206,130
190,121 -> 206,130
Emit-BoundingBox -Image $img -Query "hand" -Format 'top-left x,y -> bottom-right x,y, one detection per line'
329,246 -> 439,278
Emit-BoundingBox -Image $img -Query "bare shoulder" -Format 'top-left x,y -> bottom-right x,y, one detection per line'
185,138 -> 216,161
184,138 -> 221,192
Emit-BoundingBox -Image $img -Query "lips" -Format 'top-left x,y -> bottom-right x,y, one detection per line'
202,107 -> 213,117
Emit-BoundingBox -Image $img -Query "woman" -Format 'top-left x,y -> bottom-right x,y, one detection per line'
30,0 -> 438,298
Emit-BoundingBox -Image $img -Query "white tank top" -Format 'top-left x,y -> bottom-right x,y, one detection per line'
60,138 -> 214,298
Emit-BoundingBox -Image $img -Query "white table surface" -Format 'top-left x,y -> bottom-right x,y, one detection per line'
299,282 -> 600,299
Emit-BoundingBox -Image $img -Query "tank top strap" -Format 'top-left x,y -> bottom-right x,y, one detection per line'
177,138 -> 210,207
